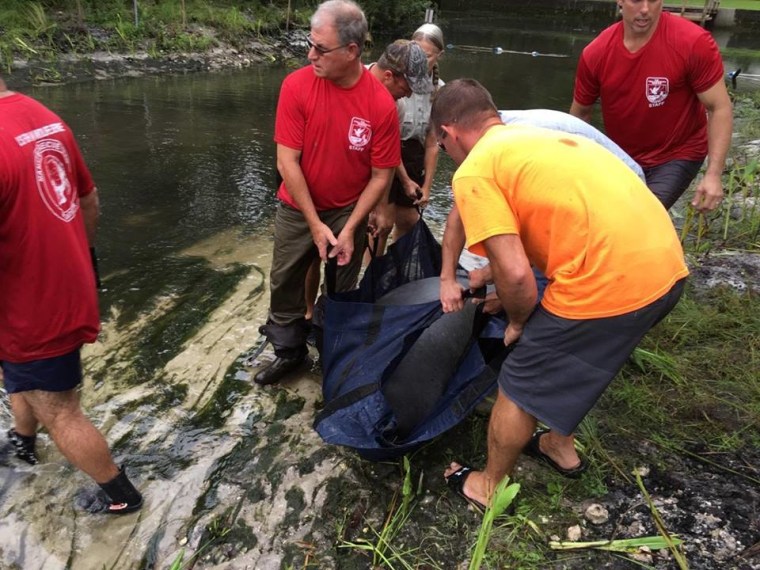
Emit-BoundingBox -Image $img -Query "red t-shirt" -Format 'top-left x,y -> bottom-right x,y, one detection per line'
0,93 -> 100,363
274,65 -> 401,210
573,12 -> 724,168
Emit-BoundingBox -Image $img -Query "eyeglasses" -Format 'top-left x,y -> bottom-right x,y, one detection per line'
437,131 -> 448,153
306,34 -> 349,56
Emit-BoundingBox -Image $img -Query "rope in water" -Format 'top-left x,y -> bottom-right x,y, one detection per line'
446,44 -> 569,58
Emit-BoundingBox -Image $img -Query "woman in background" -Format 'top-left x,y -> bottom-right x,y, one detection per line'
389,23 -> 446,241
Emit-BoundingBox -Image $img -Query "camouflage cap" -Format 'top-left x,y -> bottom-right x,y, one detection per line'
378,40 -> 433,95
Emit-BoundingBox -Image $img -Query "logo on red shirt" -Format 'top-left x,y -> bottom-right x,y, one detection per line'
645,77 -> 669,108
33,138 -> 79,222
348,117 -> 372,151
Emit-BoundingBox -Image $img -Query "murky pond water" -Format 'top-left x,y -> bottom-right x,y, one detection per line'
1,13 -> 759,570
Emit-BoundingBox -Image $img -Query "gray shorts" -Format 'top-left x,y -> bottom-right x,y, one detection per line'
644,159 -> 703,210
499,279 -> 686,435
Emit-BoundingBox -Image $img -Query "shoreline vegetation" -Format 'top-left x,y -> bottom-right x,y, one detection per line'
2,2 -> 759,569
0,0 -> 428,86
3,0 -> 760,87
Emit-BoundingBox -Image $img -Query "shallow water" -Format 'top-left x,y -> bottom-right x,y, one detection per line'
1,14 -> 760,570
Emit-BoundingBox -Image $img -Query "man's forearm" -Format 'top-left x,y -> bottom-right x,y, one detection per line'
395,162 -> 413,186
343,168 -> 394,234
484,234 -> 537,326
421,132 -> 439,191
569,99 -> 593,123
441,207 -> 466,281
279,161 -> 321,230
705,104 -> 733,178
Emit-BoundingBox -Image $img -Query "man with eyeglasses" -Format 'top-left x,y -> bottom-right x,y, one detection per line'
254,0 -> 402,386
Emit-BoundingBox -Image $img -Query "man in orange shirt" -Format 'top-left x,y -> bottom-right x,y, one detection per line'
431,79 -> 688,509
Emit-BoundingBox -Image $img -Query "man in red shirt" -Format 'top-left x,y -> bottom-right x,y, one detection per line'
0,76 -> 142,514
570,0 -> 732,213
255,0 -> 402,386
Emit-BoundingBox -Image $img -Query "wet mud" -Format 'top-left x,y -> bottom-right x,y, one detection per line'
6,32 -> 306,90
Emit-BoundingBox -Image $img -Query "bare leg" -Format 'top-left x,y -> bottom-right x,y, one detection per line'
304,258 -> 321,321
390,206 -> 420,242
9,393 -> 38,436
537,430 -> 582,470
445,390 -> 536,506
21,389 -> 119,484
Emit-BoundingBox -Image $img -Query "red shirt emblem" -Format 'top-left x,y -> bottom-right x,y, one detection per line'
645,77 -> 669,107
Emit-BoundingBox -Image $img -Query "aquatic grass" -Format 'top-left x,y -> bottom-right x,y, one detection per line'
0,39 -> 13,73
721,46 -> 760,60
112,13 -> 140,52
469,511 -> 546,569
0,0 -> 433,72
168,549 -> 185,570
20,2 -> 56,39
103,256 -> 249,384
549,535 -> 684,555
733,92 -> 760,139
629,346 -> 683,385
167,515 -> 232,570
676,94 -> 760,255
339,456 -> 418,569
678,206 -> 714,254
576,417 -> 625,488
634,473 -> 689,569
722,157 -> 760,245
599,286 -> 760,451
0,1 -> 59,66
468,475 -> 520,570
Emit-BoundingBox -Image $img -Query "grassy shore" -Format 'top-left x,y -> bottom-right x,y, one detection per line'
0,0 -> 428,73
3,0 -> 760,80
674,0 -> 760,8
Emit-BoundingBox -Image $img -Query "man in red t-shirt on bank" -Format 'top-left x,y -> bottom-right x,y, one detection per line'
0,77 -> 142,514
570,0 -> 732,213
254,0 -> 402,386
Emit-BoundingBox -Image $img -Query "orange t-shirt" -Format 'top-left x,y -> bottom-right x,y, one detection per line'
454,125 -> 689,319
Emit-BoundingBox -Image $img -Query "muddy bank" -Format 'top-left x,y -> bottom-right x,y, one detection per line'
5,32 -> 305,89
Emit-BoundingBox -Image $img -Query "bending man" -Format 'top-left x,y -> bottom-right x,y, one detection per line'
432,79 -> 688,508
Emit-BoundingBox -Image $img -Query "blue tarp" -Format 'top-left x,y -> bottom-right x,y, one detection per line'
313,220 -> 509,460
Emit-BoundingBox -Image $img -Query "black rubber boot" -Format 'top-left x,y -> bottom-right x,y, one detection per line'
8,428 -> 39,465
97,466 -> 143,515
